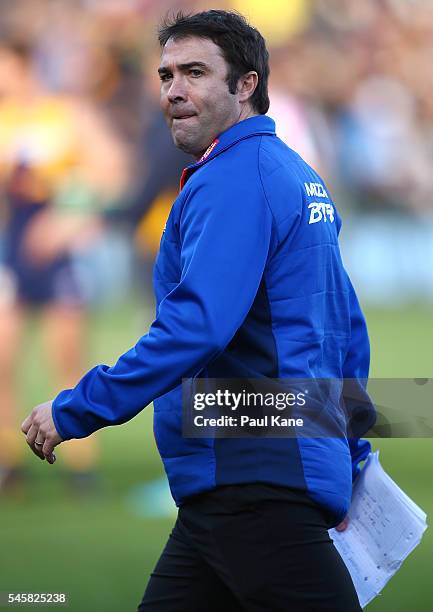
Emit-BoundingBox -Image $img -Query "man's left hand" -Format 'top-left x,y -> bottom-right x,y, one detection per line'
335,516 -> 350,532
21,401 -> 63,464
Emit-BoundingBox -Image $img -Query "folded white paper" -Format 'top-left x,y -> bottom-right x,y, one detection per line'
329,451 -> 427,608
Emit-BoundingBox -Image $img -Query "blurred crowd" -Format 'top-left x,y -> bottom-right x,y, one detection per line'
1,0 -> 432,222
1,0 -> 433,491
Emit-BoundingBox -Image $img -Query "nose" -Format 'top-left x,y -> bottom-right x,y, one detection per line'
166,75 -> 188,104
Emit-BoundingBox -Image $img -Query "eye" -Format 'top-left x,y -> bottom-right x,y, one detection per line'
190,69 -> 203,78
159,73 -> 172,82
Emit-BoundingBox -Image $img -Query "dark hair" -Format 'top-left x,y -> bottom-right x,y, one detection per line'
158,10 -> 270,115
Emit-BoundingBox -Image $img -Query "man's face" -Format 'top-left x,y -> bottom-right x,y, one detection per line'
159,36 -> 242,158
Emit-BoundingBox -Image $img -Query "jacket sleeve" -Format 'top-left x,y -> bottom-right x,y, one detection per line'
342,274 -> 377,482
52,169 -> 274,440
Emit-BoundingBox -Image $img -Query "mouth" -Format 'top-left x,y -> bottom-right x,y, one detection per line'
172,114 -> 196,122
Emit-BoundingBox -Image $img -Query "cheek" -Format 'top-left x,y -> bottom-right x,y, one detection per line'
202,86 -> 237,117
202,100 -> 234,130
160,90 -> 170,113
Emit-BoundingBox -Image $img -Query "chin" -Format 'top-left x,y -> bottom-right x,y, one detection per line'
173,135 -> 199,156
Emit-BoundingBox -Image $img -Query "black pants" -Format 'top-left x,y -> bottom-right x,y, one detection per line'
138,485 -> 361,611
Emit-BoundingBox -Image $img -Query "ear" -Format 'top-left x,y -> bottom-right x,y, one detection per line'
237,71 -> 258,104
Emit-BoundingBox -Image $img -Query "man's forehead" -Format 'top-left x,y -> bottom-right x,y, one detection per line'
159,35 -> 225,68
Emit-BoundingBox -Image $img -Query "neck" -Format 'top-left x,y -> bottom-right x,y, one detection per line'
237,103 -> 258,123
194,107 -> 260,160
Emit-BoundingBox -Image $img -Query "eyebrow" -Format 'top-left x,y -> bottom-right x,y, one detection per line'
158,61 -> 209,75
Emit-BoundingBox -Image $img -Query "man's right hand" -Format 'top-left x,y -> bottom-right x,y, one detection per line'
21,400 -> 63,464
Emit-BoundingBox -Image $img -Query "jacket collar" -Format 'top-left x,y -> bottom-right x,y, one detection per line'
179,115 -> 275,191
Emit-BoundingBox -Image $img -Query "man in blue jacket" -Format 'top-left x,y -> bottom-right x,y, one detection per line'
22,10 -> 374,611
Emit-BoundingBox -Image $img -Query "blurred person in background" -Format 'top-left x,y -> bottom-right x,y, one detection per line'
0,41 -> 130,493
30,1 -> 192,291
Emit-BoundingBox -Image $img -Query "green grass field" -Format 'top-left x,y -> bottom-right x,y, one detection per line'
1,302 -> 432,611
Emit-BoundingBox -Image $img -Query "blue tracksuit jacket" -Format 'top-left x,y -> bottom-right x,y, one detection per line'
52,115 -> 375,524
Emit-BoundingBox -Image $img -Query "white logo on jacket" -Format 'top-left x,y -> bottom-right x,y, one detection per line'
304,182 -> 334,224
304,182 -> 328,198
308,202 -> 335,224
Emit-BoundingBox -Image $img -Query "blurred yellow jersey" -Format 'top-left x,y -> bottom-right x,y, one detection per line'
0,95 -> 79,200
